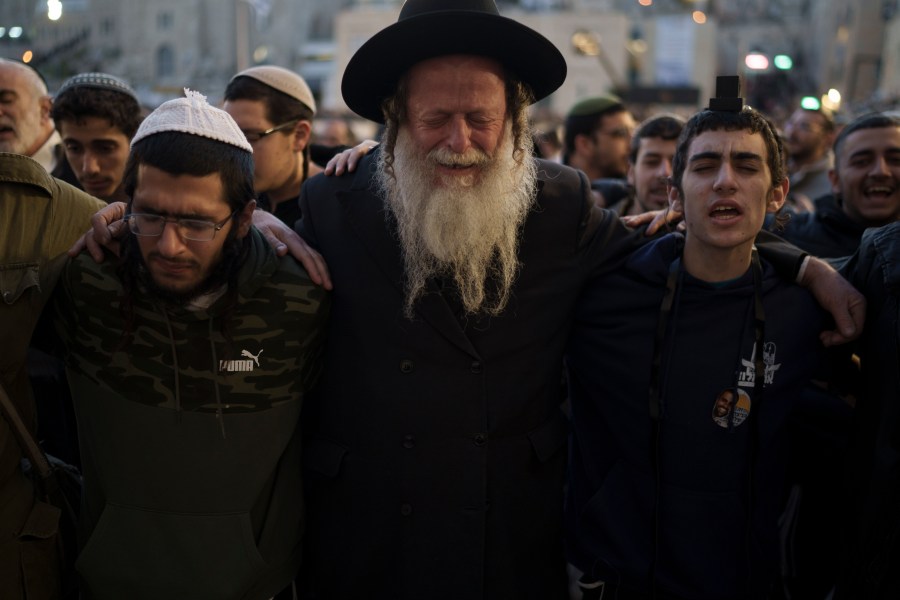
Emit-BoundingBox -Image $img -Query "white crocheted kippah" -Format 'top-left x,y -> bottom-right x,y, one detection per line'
131,89 -> 252,152
231,65 -> 316,115
56,72 -> 138,102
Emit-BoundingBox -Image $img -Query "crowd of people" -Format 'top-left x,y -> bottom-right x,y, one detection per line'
1,0 -> 897,599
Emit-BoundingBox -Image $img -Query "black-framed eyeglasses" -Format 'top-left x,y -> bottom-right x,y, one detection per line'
125,211 -> 237,242
241,119 -> 299,143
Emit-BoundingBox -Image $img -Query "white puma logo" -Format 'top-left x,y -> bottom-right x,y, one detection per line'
241,349 -> 263,367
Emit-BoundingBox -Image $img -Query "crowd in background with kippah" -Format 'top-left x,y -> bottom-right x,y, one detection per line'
1,0 -> 899,598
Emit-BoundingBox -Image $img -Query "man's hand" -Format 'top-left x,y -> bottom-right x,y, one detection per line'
324,140 -> 378,176
252,210 -> 333,290
800,256 -> 866,346
620,207 -> 683,235
68,201 -> 128,262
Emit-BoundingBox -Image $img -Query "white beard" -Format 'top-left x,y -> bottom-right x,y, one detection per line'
376,124 -> 537,317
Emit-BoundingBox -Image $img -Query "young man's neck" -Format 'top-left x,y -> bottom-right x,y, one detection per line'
265,161 -> 322,207
682,239 -> 754,283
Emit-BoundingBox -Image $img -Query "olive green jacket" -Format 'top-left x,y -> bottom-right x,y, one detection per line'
0,152 -> 104,599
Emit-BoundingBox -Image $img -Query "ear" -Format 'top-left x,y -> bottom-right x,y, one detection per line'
766,177 -> 789,213
626,163 -> 636,187
39,95 -> 52,124
291,120 -> 312,153
574,132 -> 595,156
236,199 -> 257,238
668,182 -> 683,214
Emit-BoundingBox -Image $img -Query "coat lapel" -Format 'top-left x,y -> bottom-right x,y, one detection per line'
338,152 -> 480,360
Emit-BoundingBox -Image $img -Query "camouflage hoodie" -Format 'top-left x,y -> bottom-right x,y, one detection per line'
53,227 -> 329,600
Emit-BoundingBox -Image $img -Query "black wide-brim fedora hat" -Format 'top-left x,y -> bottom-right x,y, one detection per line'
342,0 -> 567,123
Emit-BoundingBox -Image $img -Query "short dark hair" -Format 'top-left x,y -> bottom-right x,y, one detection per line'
563,103 -> 627,158
671,107 -> 785,195
832,112 -> 900,165
224,75 -> 313,125
117,132 -> 255,345
123,131 -> 254,215
51,86 -> 143,139
629,114 -> 685,164
225,75 -> 315,182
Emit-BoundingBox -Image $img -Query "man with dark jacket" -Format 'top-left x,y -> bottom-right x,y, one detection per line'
51,91 -> 329,600
836,221 -> 900,599
567,102 -> 827,600
770,112 -> 900,258
290,2 -> 862,598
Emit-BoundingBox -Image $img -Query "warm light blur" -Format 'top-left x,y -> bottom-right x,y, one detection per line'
253,45 -> 269,63
822,89 -> 842,112
692,11 -> 707,24
628,39 -> 648,55
22,50 -> 33,63
572,30 -> 600,57
744,53 -> 769,70
639,0 -> 653,6
836,26 -> 850,43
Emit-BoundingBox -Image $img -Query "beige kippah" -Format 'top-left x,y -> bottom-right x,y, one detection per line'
131,89 -> 252,152
231,65 -> 316,115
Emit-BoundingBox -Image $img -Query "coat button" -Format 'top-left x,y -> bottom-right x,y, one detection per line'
400,503 -> 413,517
402,434 -> 416,449
473,433 -> 487,447
470,361 -> 482,374
399,359 -> 414,373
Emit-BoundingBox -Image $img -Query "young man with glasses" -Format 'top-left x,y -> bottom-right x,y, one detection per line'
223,65 -> 320,228
49,91 -> 329,599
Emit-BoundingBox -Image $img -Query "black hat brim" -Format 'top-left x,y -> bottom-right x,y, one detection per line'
342,10 -> 567,123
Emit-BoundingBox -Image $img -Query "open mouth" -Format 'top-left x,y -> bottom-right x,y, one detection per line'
863,184 -> 896,198
709,204 -> 742,220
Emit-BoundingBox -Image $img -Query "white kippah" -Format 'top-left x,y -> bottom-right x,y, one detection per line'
131,89 -> 252,152
232,65 -> 317,115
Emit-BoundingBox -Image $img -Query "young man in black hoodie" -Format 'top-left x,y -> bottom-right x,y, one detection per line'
566,103 -> 829,600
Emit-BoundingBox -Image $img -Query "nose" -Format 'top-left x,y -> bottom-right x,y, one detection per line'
82,151 -> 100,175
156,221 -> 186,257
657,158 -> 674,178
868,155 -> 891,177
446,116 -> 471,154
713,163 -> 738,193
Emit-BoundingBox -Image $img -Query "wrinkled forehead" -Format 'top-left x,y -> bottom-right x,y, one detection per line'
0,62 -> 46,97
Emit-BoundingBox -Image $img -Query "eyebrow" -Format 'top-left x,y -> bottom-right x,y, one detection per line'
688,151 -> 764,163
134,206 -> 216,221
848,146 -> 900,158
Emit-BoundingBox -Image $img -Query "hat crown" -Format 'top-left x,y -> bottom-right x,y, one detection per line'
399,0 -> 499,20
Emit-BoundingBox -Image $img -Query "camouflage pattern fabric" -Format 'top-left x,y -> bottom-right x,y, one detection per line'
54,227 -> 329,414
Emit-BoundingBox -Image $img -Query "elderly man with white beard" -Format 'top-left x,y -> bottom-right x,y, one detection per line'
71,2 -> 864,599
290,2 -> 863,599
